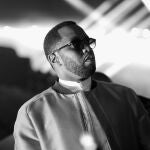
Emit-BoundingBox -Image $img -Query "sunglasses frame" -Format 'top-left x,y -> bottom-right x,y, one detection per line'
51,38 -> 96,55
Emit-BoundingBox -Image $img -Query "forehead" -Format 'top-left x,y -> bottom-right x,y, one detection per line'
57,25 -> 87,42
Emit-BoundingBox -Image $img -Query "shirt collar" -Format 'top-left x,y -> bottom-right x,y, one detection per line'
59,77 -> 91,91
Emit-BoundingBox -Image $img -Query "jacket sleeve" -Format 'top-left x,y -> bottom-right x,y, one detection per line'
128,89 -> 150,150
13,106 -> 41,150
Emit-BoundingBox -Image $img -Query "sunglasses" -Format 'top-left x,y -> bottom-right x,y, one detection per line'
51,38 -> 96,54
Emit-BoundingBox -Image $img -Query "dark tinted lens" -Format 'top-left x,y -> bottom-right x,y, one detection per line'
71,39 -> 84,50
70,38 -> 96,50
89,38 -> 96,49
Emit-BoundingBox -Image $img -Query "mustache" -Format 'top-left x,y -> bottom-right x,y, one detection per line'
83,52 -> 95,61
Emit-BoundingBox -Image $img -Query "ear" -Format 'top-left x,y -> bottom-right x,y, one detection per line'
48,53 -> 56,63
48,53 -> 62,66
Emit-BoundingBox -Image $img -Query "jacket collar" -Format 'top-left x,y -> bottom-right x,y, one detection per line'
59,77 -> 91,91
52,79 -> 97,94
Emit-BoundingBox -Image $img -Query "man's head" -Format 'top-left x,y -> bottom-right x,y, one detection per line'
43,21 -> 96,81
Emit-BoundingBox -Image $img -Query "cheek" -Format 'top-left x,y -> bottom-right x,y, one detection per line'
61,51 -> 83,63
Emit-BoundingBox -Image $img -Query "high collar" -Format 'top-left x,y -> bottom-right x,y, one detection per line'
52,78 -> 97,94
59,77 -> 91,91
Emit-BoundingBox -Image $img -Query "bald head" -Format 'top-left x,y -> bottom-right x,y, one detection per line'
43,21 -> 79,59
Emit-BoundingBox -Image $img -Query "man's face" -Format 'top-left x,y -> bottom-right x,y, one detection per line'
57,25 -> 96,79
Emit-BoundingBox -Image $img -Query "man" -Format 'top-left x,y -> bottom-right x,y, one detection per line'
14,21 -> 150,150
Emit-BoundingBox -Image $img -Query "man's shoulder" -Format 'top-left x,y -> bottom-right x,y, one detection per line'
94,80 -> 138,107
95,80 -> 134,96
18,86 -> 55,115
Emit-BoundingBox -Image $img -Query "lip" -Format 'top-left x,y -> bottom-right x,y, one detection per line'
84,54 -> 95,62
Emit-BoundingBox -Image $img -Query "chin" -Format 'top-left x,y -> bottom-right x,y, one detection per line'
81,66 -> 96,79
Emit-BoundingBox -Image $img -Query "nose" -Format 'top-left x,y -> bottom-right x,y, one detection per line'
82,45 -> 91,54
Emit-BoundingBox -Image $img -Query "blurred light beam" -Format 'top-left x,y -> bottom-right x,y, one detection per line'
141,0 -> 150,11
63,0 -> 93,15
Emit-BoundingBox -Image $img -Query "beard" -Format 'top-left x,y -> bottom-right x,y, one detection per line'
61,55 -> 96,79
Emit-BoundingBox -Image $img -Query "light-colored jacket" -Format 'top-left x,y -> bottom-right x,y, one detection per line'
14,80 -> 150,150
